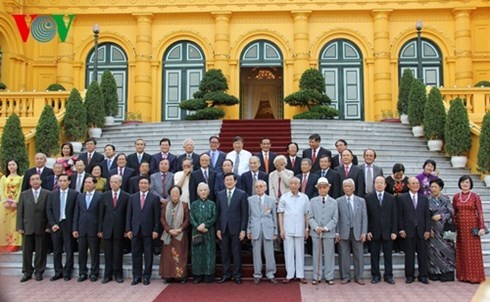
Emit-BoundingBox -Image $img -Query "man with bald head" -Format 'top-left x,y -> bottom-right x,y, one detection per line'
22,153 -> 54,191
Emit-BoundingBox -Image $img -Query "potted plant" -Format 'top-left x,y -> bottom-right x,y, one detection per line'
408,78 -> 426,137
398,69 -> 414,124
423,86 -> 446,151
63,88 -> 87,152
46,83 -> 66,91
477,111 -> 490,186
84,81 -> 105,138
445,97 -> 472,168
121,111 -> 143,125
100,70 -> 119,126
179,69 -> 239,120
35,105 -> 60,168
0,114 -> 29,175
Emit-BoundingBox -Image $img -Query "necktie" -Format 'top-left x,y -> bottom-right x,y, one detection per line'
347,197 -> 354,226
162,173 -> 167,198
322,170 -> 326,177
211,151 -> 217,167
339,155 -> 343,167
233,152 -> 240,175
259,196 -> 264,209
107,159 -> 111,170
312,149 -> 317,164
34,190 -> 39,203
322,197 -> 325,205
162,153 -> 167,160
138,154 -> 142,164
277,177 -> 282,199
140,193 -> 146,209
252,172 -> 257,194
378,193 -> 383,206
119,168 -> 123,176
53,176 -> 58,191
60,191 -> 66,220
301,174 -> 307,193
227,190 -> 232,206
264,153 -> 269,174
344,165 -> 349,177
203,170 -> 208,183
76,174 -> 83,192
37,168 -> 41,175
187,153 -> 192,159
291,157 -> 295,168
88,153 -> 92,165
366,166 -> 373,193
113,191 -> 118,208
412,194 -> 418,209
86,192 -> 91,209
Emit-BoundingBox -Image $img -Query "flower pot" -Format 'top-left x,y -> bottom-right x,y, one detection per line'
70,141 -> 83,153
400,114 -> 409,125
427,139 -> 443,152
451,156 -> 467,168
46,157 -> 57,169
88,127 -> 102,138
484,175 -> 490,188
104,116 -> 115,126
412,125 -> 424,137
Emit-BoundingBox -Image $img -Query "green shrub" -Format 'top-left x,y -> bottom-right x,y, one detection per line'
407,79 -> 426,126
474,80 -> 490,87
179,99 -> 207,111
35,105 -> 60,157
444,97 -> 472,156
63,88 -> 87,141
397,69 -> 414,115
0,114 -> 29,174
100,70 -> 119,117
423,86 -> 446,140
184,107 -> 225,120
293,105 -> 338,119
0,82 -> 6,90
477,112 -> 490,173
284,68 -> 332,110
46,83 -> 66,91
85,81 -> 105,128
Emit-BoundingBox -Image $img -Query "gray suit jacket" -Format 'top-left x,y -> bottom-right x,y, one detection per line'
150,171 -> 175,199
358,163 -> 384,194
336,194 -> 367,241
309,195 -> 338,239
17,188 -> 50,235
247,194 -> 277,240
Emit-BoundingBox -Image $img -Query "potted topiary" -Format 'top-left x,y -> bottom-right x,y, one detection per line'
0,114 -> 29,175
100,70 -> 119,126
35,105 -> 60,168
423,86 -> 446,151
121,111 -> 143,125
408,78 -> 426,137
445,97 -> 472,168
84,81 -> 105,138
46,83 -> 66,91
474,80 -> 490,87
477,111 -> 490,186
63,88 -> 87,152
398,69 -> 414,124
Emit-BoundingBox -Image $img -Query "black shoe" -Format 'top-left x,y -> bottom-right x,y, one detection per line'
385,277 -> 396,285
254,277 -> 260,284
217,276 -> 231,284
64,276 -> 72,281
193,276 -> 203,284
235,278 -> 242,285
371,277 -> 381,284
50,274 -> 63,281
418,277 -> 429,284
78,275 -> 88,282
204,275 -> 214,283
20,274 -> 32,282
101,277 -> 112,284
405,277 -> 414,284
89,275 -> 98,282
143,279 -> 150,286
131,278 -> 141,285
35,275 -> 43,281
116,277 -> 124,283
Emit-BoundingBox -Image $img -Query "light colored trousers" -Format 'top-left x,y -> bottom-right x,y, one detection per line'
251,232 -> 276,279
312,236 -> 335,281
283,235 -> 304,279
338,229 -> 364,281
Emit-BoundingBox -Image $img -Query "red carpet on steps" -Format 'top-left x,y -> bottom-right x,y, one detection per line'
153,281 -> 301,302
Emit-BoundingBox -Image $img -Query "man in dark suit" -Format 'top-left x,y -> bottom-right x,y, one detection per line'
177,138 -> 200,171
189,153 -> 217,203
214,159 -> 241,195
302,134 -> 332,173
72,176 -> 102,282
127,138 -> 152,171
99,175 -> 130,284
70,159 -> 89,193
78,137 -> 105,172
286,142 -> 301,175
101,144 -> 117,179
316,155 -> 341,198
335,149 -> 365,197
331,139 -> 358,169
365,176 -> 398,285
208,135 -> 226,173
22,153 -> 54,191
255,137 -> 276,174
240,156 -> 268,197
129,161 -> 151,194
399,177 -> 431,284
126,176 -> 160,286
17,173 -> 50,282
296,158 -> 320,199
46,174 -> 78,281
106,153 -> 135,192
358,148 -> 384,196
45,162 -> 64,191
216,173 -> 249,284
150,138 -> 178,174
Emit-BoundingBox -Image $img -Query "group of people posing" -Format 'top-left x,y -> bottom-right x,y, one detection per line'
0,133 -> 486,286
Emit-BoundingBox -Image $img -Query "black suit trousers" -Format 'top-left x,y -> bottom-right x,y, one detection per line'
78,235 -> 100,276
104,237 -> 123,278
131,235 -> 154,280
51,220 -> 74,276
404,235 -> 428,278
369,239 -> 394,278
22,234 -> 47,276
221,232 -> 242,279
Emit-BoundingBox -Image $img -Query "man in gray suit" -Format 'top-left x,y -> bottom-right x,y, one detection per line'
336,178 -> 368,285
150,158 -> 174,204
247,180 -> 278,285
358,148 -> 384,197
309,177 -> 338,285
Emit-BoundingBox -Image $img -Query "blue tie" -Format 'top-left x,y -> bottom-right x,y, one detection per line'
86,192 -> 92,209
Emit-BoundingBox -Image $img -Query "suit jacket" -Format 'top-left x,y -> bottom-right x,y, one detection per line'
22,167 -> 54,191
101,157 -> 118,179
336,194 -> 367,241
286,156 -> 302,176
43,174 -> 58,191
17,188 -> 50,235
177,153 -> 200,171
214,172 -> 241,195
98,190 -> 130,239
316,168 -> 342,199
308,195 -> 338,239
126,152 -> 152,171
46,188 -> 78,232
69,172 -> 90,193
72,191 -> 102,237
126,191 -> 160,237
78,151 -> 105,172
302,147 -> 332,173
268,169 -> 294,202
150,152 -> 178,174
150,171 -> 175,199
240,171 -> 269,196
358,163 -> 384,195
189,168 -> 217,203
106,166 -> 135,192
247,194 -> 277,240
208,150 -> 226,174
216,188 -> 249,235
128,174 -> 149,194
296,172 -> 320,198
398,192 -> 431,239
254,152 -> 277,174
331,153 -> 359,169
335,164 -> 365,197
365,192 -> 398,241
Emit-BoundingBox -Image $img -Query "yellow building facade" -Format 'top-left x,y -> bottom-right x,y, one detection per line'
0,1 -> 489,122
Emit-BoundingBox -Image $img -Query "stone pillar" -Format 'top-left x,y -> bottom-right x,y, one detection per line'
133,13 -> 153,121
372,9 -> 392,121
453,8 -> 474,87
291,11 -> 311,89
56,20 -> 74,89
212,12 -> 231,78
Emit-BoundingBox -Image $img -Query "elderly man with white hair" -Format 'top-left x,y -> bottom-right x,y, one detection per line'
177,138 -> 200,171
268,155 -> 294,203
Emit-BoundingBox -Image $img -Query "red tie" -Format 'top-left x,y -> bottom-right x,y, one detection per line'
162,173 -> 167,198
344,165 -> 349,177
278,177 -> 282,199
140,193 -> 146,209
37,168 -> 41,174
119,168 -> 123,176
312,149 -> 317,164
291,157 -> 295,168
88,153 -> 92,165
113,192 -> 118,208
302,174 -> 307,193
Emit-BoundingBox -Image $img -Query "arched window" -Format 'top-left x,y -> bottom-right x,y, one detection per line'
399,38 -> 443,87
